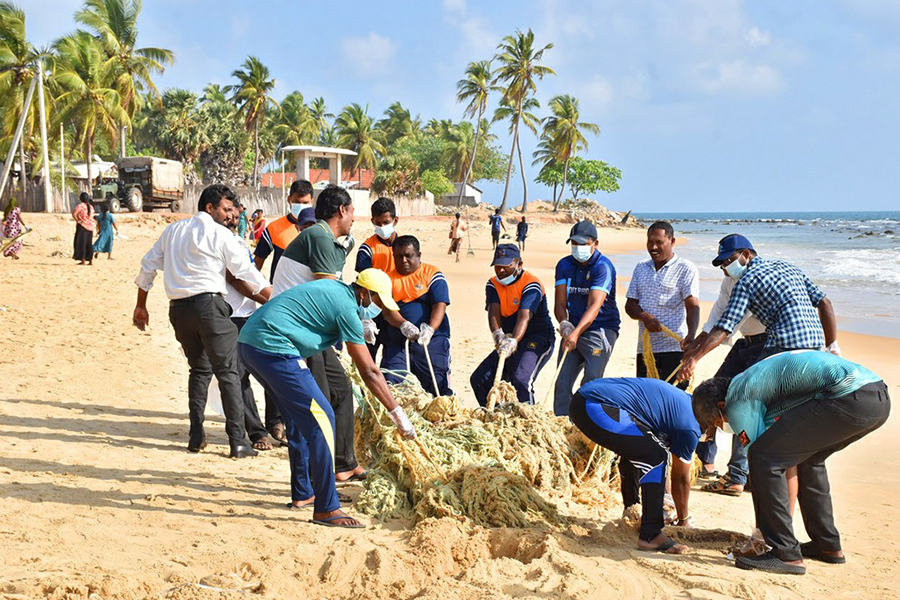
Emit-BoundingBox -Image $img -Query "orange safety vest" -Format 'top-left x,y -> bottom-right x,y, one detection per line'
488,271 -> 545,317
390,263 -> 442,304
361,234 -> 396,272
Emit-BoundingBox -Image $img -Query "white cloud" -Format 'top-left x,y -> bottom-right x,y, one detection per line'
582,77 -> 615,110
695,60 -> 784,94
340,33 -> 398,78
744,26 -> 772,47
441,0 -> 496,56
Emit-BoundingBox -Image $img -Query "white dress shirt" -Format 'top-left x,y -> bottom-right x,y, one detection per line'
702,276 -> 766,341
626,254 -> 700,353
224,236 -> 271,318
135,211 -> 265,300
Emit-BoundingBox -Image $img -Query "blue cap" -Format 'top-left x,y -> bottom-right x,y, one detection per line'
298,207 -> 317,227
713,234 -> 755,266
566,220 -> 598,244
491,243 -> 521,266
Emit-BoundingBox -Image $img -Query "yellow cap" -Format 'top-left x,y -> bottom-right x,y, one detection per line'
354,268 -> 399,311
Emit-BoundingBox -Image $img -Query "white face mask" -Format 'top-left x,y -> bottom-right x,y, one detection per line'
498,268 -> 520,286
571,244 -> 593,262
718,408 -> 734,434
374,223 -> 395,239
724,255 -> 748,279
290,203 -> 308,218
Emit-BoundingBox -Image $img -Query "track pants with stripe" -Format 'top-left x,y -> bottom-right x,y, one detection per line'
570,392 -> 669,542
238,343 -> 339,514
470,336 -> 554,406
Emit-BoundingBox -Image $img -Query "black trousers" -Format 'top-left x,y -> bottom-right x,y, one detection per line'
168,293 -> 249,447
636,351 -> 688,391
571,393 -> 670,542
306,347 -> 358,473
750,381 -> 890,561
264,390 -> 282,430
231,317 -> 272,443
73,224 -> 93,261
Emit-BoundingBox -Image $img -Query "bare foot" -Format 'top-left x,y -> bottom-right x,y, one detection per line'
638,533 -> 689,555
252,437 -> 273,451
312,509 -> 362,527
335,465 -> 367,482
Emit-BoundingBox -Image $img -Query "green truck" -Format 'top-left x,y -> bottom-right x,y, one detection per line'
92,156 -> 185,213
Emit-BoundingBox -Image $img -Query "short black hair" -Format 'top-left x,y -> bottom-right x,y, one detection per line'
692,377 -> 732,432
371,197 -> 396,219
454,212 -> 461,218
648,220 -> 674,239
197,184 -> 236,213
393,234 -> 420,254
289,179 -> 314,199
79,192 -> 91,203
494,208 -> 500,214
315,184 -> 352,220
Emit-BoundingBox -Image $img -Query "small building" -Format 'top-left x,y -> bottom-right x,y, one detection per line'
439,182 -> 482,207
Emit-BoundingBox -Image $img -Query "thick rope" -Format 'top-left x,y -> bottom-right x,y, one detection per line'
642,324 -> 683,380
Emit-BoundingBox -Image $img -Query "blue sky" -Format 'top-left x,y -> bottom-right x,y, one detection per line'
25,0 -> 900,213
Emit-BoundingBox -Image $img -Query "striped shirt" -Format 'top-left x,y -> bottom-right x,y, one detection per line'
714,257 -> 826,350
627,254 -> 699,353
725,350 -> 882,448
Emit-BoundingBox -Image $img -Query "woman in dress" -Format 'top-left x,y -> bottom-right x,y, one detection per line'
251,209 -> 265,246
72,192 -> 95,265
93,202 -> 118,259
237,203 -> 249,239
2,198 -> 27,259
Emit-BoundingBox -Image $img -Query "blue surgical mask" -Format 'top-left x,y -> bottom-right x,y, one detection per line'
290,203 -> 305,218
571,245 -> 593,262
498,269 -> 520,286
374,223 -> 395,239
724,258 -> 747,280
358,290 -> 382,320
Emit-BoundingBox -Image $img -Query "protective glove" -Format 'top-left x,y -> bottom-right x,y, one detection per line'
400,320 -> 420,340
418,323 -> 434,346
826,341 -> 842,357
491,328 -> 506,347
362,319 -> 379,345
388,405 -> 417,440
498,336 -> 518,356
559,320 -> 575,338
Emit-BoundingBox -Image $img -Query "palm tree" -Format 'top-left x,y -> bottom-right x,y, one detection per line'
454,59 -> 496,206
52,32 -> 128,192
335,103 -> 385,189
531,134 -> 559,203
542,94 -> 599,210
307,97 -> 333,141
274,91 -> 317,147
493,95 -> 541,212
492,29 -> 555,212
424,118 -> 453,138
377,101 -> 421,145
440,121 -> 476,183
229,55 -> 278,187
75,0 -> 174,157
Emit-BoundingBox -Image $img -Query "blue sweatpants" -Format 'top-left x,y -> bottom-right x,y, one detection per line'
381,336 -> 453,397
470,336 -> 554,406
238,343 -> 339,513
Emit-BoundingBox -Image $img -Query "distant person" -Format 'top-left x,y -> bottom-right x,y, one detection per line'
93,202 -> 118,260
72,192 -> 95,266
489,208 -> 505,250
624,221 -> 699,387
516,216 -> 528,250
356,197 -> 399,273
2,198 -> 27,259
448,212 -> 467,262
251,209 -> 265,245
237,203 -> 249,239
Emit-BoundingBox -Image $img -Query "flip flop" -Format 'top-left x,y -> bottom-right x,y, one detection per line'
309,514 -> 365,529
340,470 -> 368,483
640,537 -> 684,554
735,552 -> 806,575
701,478 -> 743,496
285,501 -> 314,510
697,468 -> 719,480
800,542 -> 846,564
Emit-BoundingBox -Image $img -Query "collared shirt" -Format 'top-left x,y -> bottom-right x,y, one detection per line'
238,279 -> 365,358
627,254 -> 699,352
134,212 -> 265,300
703,276 -> 766,340
384,263 -> 451,344
555,250 -> 621,334
714,257 -> 826,350
224,235 -> 271,319
725,350 -> 882,448
355,233 -> 395,273
271,221 -> 346,297
485,270 -> 553,338
254,213 -> 300,280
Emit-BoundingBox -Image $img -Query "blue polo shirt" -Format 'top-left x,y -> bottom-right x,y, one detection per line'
555,250 -> 620,333
577,378 -> 700,463
489,214 -> 502,233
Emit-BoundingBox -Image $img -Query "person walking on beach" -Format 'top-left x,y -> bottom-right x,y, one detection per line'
624,221 -> 700,387
552,221 -> 620,416
489,208 -> 505,250
678,233 -> 838,381
92,202 -> 118,260
448,212 -> 467,262
72,192 -> 95,266
692,351 -> 890,574
133,184 -> 266,458
570,378 -> 699,555
2,198 -> 27,259
516,216 -> 528,251
470,244 -> 554,406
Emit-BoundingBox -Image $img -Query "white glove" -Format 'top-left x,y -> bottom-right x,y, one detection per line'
418,323 -> 434,346
362,319 -> 379,345
826,341 -> 841,357
491,328 -> 506,347
559,320 -> 575,338
400,321 -> 420,340
388,405 -> 417,440
498,336 -> 518,356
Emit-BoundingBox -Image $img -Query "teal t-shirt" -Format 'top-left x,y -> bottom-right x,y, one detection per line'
238,279 -> 365,357
725,350 -> 882,448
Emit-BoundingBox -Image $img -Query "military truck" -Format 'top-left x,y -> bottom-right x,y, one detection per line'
92,156 -> 185,213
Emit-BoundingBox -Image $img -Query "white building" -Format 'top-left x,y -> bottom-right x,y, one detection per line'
439,182 -> 482,207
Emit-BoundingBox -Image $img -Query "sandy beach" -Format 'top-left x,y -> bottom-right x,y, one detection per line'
1,212 -> 897,600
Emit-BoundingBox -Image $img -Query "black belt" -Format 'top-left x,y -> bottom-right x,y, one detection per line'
743,332 -> 768,344
170,292 -> 220,305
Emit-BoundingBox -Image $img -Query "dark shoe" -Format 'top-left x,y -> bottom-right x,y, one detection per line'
735,552 -> 806,575
188,433 -> 207,453
229,444 -> 259,459
800,542 -> 846,564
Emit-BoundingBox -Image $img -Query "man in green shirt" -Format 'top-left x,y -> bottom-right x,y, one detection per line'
238,269 -> 416,529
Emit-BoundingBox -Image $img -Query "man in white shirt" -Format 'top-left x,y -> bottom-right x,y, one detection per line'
133,184 -> 269,458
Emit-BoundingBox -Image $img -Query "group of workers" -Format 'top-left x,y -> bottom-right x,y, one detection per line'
133,183 -> 890,570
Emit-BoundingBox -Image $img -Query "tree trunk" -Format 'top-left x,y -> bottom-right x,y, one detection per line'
119,125 -> 126,158
18,134 -> 26,204
457,107 -> 483,208
554,154 -> 571,212
517,136 -> 528,212
499,99 -> 522,214
86,137 -> 93,203
253,119 -> 260,190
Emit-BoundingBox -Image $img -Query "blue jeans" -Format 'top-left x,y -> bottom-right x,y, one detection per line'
553,328 -> 618,416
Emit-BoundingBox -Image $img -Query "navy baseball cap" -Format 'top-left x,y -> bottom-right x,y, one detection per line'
491,243 -> 521,266
298,207 -> 317,227
712,234 -> 755,266
566,220 -> 598,244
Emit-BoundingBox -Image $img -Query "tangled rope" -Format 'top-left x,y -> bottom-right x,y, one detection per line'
642,324 -> 694,389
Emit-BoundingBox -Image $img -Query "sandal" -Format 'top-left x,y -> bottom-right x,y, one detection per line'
701,478 -> 743,496
800,542 -> 846,564
268,423 -> 288,447
697,467 -> 719,480
736,552 -> 806,575
252,437 -> 274,451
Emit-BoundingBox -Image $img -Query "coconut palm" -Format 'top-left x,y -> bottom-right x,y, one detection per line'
493,95 -> 541,212
75,0 -> 174,156
424,118 -> 453,138
307,97 -> 333,141
274,91 -> 317,147
541,94 -> 599,210
531,134 -> 560,203
229,55 -> 278,187
335,102 -> 385,189
440,121 -> 476,183
492,28 -> 554,212
454,60 -> 497,206
377,101 -> 421,145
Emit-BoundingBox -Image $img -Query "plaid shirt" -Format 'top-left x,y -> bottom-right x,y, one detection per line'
714,257 -> 826,350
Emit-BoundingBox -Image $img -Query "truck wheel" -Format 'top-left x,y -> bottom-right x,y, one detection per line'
108,197 -> 121,213
125,187 -> 143,212
170,199 -> 184,213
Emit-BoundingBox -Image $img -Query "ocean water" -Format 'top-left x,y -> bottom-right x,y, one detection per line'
616,211 -> 900,338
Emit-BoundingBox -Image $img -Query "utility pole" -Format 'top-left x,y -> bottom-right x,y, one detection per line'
37,60 -> 52,213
